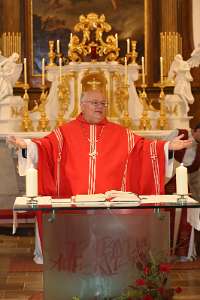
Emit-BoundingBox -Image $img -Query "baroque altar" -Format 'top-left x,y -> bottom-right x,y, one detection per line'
43,61 -> 140,128
30,12 -> 191,131
0,12 -> 193,132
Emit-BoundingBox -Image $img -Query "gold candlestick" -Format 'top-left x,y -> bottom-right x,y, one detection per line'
117,83 -> 135,129
139,84 -> 152,130
57,52 -> 62,61
125,41 -> 138,64
130,41 -> 138,64
37,85 -> 50,131
48,40 -> 56,66
56,75 -> 70,127
21,84 -> 34,131
157,84 -> 168,130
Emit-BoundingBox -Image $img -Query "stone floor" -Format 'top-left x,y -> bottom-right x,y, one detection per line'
0,225 -> 200,300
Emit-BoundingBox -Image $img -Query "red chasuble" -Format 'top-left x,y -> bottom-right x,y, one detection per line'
33,114 -> 166,244
33,114 -> 166,198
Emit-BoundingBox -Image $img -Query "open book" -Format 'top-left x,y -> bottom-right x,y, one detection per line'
74,193 -> 106,202
74,191 -> 140,202
105,190 -> 141,202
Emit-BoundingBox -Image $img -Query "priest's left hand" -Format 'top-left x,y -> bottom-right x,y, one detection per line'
168,134 -> 193,151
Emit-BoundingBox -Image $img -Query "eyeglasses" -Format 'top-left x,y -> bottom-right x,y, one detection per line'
83,100 -> 108,107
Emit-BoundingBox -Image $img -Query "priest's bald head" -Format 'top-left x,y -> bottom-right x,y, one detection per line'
80,90 -> 107,124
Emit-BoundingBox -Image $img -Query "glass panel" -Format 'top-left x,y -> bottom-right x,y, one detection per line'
13,201 -> 200,212
13,195 -> 200,212
43,210 -> 169,300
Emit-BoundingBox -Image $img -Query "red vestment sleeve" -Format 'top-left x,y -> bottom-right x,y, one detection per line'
32,133 -> 58,197
126,138 -> 166,195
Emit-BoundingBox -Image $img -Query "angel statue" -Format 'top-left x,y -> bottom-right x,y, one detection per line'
165,47 -> 200,117
0,52 -> 22,101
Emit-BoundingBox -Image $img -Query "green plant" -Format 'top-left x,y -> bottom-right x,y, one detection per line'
117,252 -> 182,300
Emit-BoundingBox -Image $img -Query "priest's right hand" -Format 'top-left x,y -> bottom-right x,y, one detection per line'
6,136 -> 27,149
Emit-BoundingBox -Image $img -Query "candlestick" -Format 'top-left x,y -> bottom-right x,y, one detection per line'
124,56 -> 128,84
141,56 -> 145,84
59,57 -> 62,82
42,58 -> 45,85
127,38 -> 130,54
115,33 -> 118,48
24,58 -> 27,85
26,167 -> 38,197
160,56 -> 163,84
176,163 -> 188,195
56,39 -> 60,53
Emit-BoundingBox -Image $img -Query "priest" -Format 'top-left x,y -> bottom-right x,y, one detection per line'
8,90 -> 192,196
7,90 -> 192,263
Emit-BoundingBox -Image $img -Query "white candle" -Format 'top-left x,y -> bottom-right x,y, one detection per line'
124,56 -> 128,84
141,56 -> 145,84
42,58 -> 45,85
24,58 -> 27,85
59,57 -> 62,82
26,167 -> 38,198
127,38 -> 130,54
160,56 -> 163,84
115,33 -> 118,48
56,39 -> 60,53
176,163 -> 188,195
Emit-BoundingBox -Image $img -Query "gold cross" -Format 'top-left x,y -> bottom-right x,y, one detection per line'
87,78 -> 101,90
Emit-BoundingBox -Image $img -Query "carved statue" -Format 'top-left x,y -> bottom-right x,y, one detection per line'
0,52 -> 22,101
166,47 -> 200,117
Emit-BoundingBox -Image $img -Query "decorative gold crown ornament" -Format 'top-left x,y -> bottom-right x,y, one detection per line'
68,13 -> 119,62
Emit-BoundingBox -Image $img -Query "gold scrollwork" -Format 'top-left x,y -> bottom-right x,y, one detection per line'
68,13 -> 119,62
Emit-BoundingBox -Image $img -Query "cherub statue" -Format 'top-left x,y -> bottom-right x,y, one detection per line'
103,35 -> 116,55
166,47 -> 200,116
0,52 -> 22,101
68,35 -> 82,62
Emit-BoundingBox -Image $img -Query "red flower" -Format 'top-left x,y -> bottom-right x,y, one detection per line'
143,266 -> 149,275
135,278 -> 145,286
175,287 -> 182,293
143,295 -> 154,300
159,263 -> 171,272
